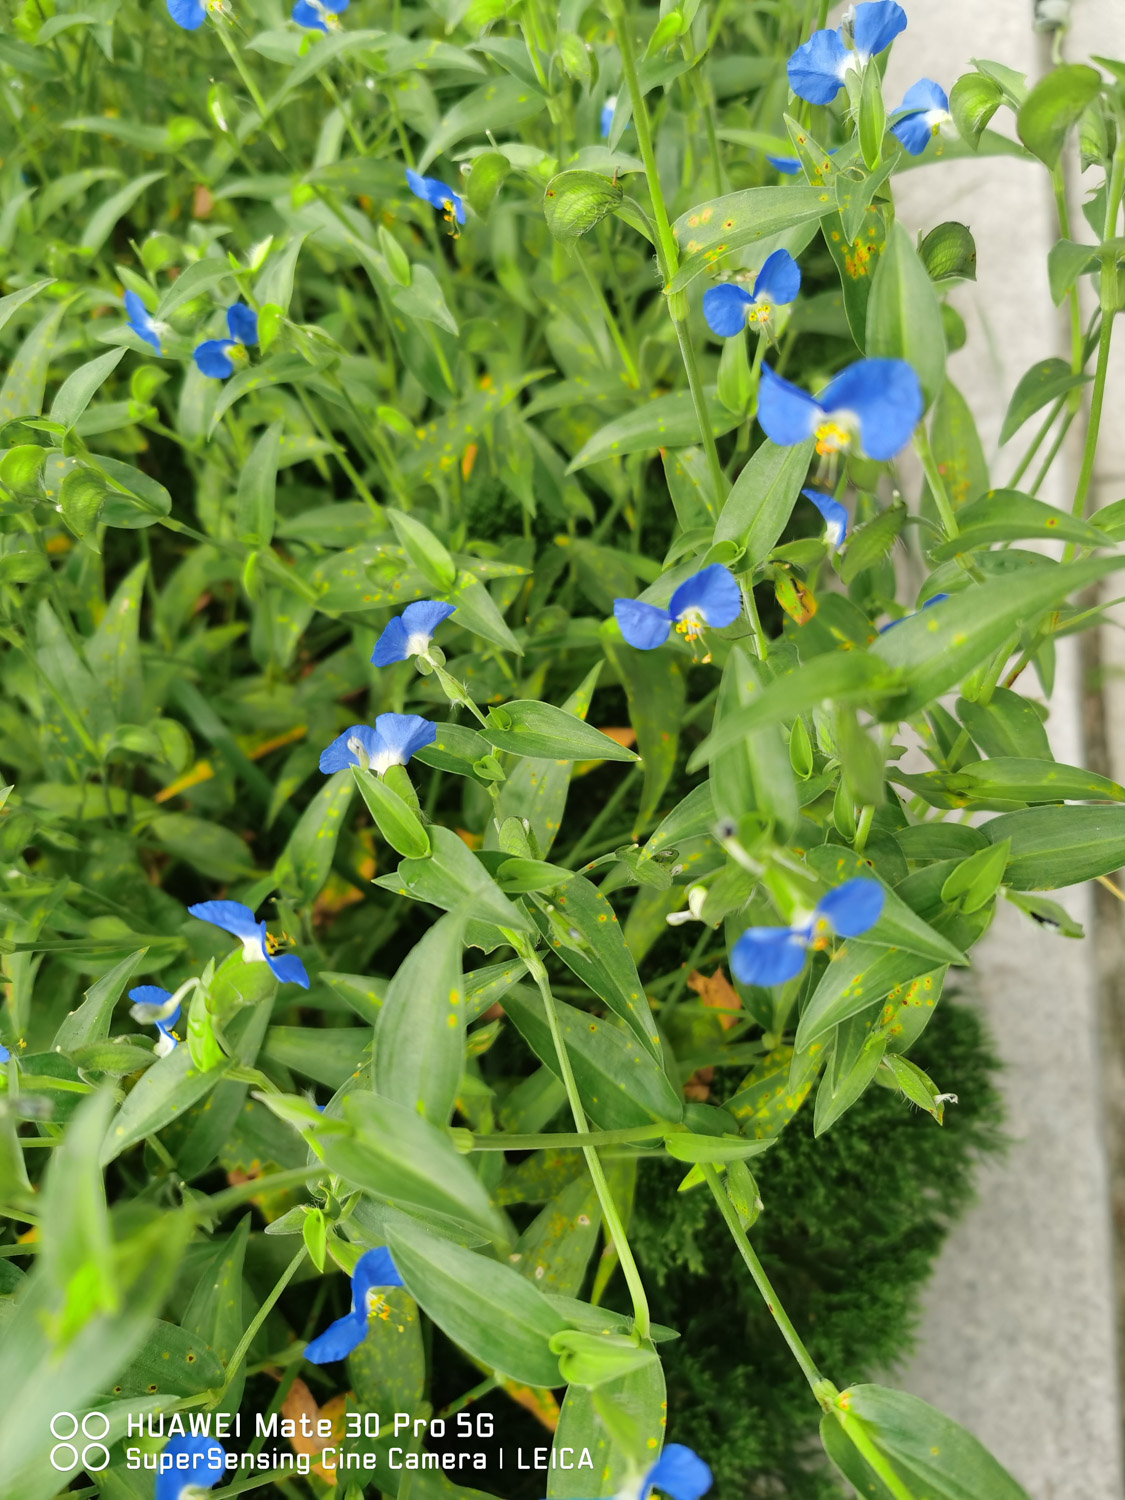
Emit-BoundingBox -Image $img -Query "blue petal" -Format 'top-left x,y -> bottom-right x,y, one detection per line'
166,0 -> 207,28
406,169 -> 465,224
767,154 -> 801,174
802,487 -> 849,548
668,565 -> 742,629
787,28 -> 850,105
322,0 -> 350,12
642,1444 -> 713,1500
193,339 -> 236,379
898,77 -> 948,115
129,986 -> 180,1024
372,711 -> 437,765
754,248 -> 801,307
922,591 -> 951,609
852,1 -> 908,62
730,927 -> 808,987
266,951 -> 311,989
226,302 -> 258,346
0,1042 -> 10,1064
351,1246 -> 404,1313
600,96 -> 617,139
703,284 -> 754,338
816,358 -> 923,461
613,598 -> 673,650
188,900 -> 260,941
400,598 -> 456,641
124,290 -> 162,354
154,1020 -> 180,1051
816,877 -> 885,937
757,365 -> 822,448
891,112 -> 938,156
129,984 -> 173,1009
292,0 -> 328,25
304,1310 -> 369,1364
319,724 -> 382,772
371,616 -> 411,666
154,1435 -> 226,1499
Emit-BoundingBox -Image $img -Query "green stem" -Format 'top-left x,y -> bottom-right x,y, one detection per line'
1006,397 -> 1063,489
1074,122 -> 1125,518
578,245 -> 640,386
211,1247 -> 306,1407
1028,406 -> 1075,497
702,1162 -> 822,1391
216,27 -> 285,153
831,1409 -> 919,1500
739,576 -> 769,659
469,1124 -> 666,1151
522,947 -> 652,1339
913,422 -> 958,539
853,803 -> 875,853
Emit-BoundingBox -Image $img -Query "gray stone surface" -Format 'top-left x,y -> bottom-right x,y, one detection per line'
874,3 -> 1125,1496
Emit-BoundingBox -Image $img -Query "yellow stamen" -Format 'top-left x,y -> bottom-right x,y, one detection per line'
815,420 -> 851,457
674,612 -> 706,643
747,300 -> 772,325
366,1290 -> 391,1321
808,915 -> 833,951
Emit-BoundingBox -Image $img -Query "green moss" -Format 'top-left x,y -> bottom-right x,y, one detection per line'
628,1001 -> 1005,1497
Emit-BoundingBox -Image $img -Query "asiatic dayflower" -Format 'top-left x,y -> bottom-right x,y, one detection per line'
319,714 -> 436,776
618,1444 -> 714,1500
304,1247 -> 404,1363
614,564 -> 742,652
292,0 -> 347,29
371,600 -> 456,667
124,290 -> 164,355
891,79 -> 953,156
788,1 -> 907,106
129,985 -> 182,1057
406,168 -> 465,228
802,487 -> 849,550
0,1042 -> 9,1065
193,303 -> 258,379
155,1434 -> 227,1499
731,878 -> 885,987
187,900 -> 310,988
167,0 -> 226,29
601,94 -> 618,139
767,154 -> 801,174
703,250 -> 801,338
878,592 -> 950,632
758,359 -> 923,462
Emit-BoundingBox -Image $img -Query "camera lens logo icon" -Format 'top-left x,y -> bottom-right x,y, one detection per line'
50,1412 -> 111,1472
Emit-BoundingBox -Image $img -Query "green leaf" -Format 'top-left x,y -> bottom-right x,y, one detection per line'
836,1384 -> 1031,1499
114,1317 -> 226,1397
919,221 -> 977,283
941,838 -> 1009,912
544,170 -> 624,242
265,29 -> 390,111
983,804 -> 1125,889
949,72 -> 1004,148
865,221 -> 946,408
155,256 -> 238,319
804,847 -> 966,964
319,1092 -> 506,1241
387,824 -> 534,934
548,1362 -> 667,1498
640,781 -> 715,860
925,381 -> 988,512
870,557 -> 1125,718
466,149 -> 511,217
713,437 -> 816,571
796,942 -> 946,1051
387,1219 -> 564,1387
0,278 -> 54,335
601,621 -> 685,828
151,813 -> 255,882
50,347 -> 126,430
503,984 -> 683,1130
669,185 -> 836,292
664,1131 -> 773,1163
387,507 -> 458,591
353,765 -> 430,858
999,356 -> 1091,444
53,947 -> 149,1053
39,1090 -> 118,1341
449,572 -> 522,655
710,645 -> 798,838
92,452 -> 173,527
182,1214 -> 251,1389
81,170 -> 165,254
483,700 -> 639,762
839,501 -> 906,584
1047,238 -> 1099,306
930,489 -> 1109,558
1017,63 -> 1103,169
261,1026 -> 368,1089
419,76 -> 546,170
349,1285 -> 425,1413
943,757 -> 1125,805
957,688 -> 1052,760
0,304 -> 65,424
207,354 -> 320,436
513,1177 -> 601,1296
273,768 -> 355,903
100,1046 -> 227,1164
567,388 -> 742,469
813,1024 -> 886,1135
235,421 -> 282,545
375,911 -> 466,1121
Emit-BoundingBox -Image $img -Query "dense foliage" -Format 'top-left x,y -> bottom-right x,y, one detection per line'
1,0 -> 1123,1497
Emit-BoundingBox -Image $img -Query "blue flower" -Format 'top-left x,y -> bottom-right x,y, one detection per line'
305,1247 -> 404,1363
193,303 -> 259,379
406,168 -> 465,227
124,290 -> 163,355
167,0 -> 212,29
0,1042 -> 9,1065
767,154 -> 801,174
758,359 -> 922,462
319,713 -> 437,776
788,1 -> 907,105
372,599 -> 456,667
891,78 -> 952,155
188,901 -> 310,988
601,94 -> 617,139
129,985 -> 182,1057
703,250 -> 801,337
802,487 -> 849,550
614,564 -> 742,651
731,878 -> 885,987
629,1444 -> 713,1500
293,0 -> 347,27
878,592 -> 950,632
155,1434 -> 226,1499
